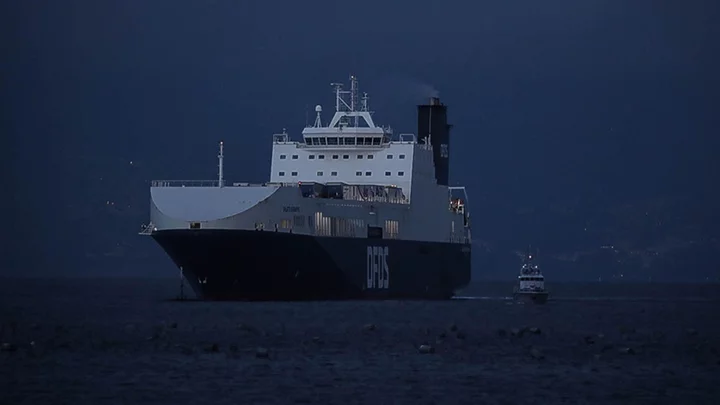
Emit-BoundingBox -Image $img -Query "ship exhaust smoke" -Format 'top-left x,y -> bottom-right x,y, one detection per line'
369,75 -> 441,106
414,82 -> 440,100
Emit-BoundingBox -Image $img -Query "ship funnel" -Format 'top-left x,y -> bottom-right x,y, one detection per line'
417,97 -> 451,186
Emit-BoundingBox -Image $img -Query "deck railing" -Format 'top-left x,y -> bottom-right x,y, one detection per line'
150,180 -> 220,187
150,180 -> 299,188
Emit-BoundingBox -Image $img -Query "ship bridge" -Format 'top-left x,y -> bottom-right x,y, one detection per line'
299,76 -> 391,146
269,75 -> 416,199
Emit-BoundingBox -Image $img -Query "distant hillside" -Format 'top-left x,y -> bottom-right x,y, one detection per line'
472,194 -> 720,282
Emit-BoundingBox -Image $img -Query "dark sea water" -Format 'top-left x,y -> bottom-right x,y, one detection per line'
2,278 -> 719,404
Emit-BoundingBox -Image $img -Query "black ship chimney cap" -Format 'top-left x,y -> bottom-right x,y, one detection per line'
429,96 -> 441,106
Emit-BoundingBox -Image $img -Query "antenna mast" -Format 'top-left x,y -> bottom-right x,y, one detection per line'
331,82 -> 344,112
331,78 -> 358,126
218,141 -> 224,188
350,75 -> 359,127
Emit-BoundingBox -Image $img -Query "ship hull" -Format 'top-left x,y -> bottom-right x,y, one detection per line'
151,229 -> 471,301
513,291 -> 549,304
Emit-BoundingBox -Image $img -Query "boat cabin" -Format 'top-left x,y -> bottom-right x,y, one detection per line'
517,274 -> 545,292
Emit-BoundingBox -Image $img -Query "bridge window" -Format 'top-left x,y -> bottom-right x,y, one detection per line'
357,155 -> 363,159
331,171 -> 337,176
387,154 -> 393,159
367,155 -> 374,160
309,155 -> 315,160
356,171 -> 362,176
385,171 -> 391,176
278,171 -> 285,176
399,154 -> 405,159
317,171 -> 323,176
318,155 -> 325,160
280,154 -> 286,159
343,155 -> 349,159
332,155 -> 339,159
327,137 -> 338,145
291,171 -> 298,176
398,171 -> 404,176
292,155 -> 298,159
365,171 -> 372,176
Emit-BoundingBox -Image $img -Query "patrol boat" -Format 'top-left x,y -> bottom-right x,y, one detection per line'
140,75 -> 472,301
513,247 -> 549,304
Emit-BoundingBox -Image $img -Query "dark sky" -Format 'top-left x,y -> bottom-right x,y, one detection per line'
2,0 -> 718,277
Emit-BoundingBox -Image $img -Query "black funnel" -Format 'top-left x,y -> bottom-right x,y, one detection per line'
417,97 -> 451,186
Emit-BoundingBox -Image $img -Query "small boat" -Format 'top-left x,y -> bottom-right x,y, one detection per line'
513,247 -> 549,304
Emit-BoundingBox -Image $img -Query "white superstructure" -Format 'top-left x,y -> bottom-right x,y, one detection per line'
143,75 -> 471,244
270,76 -> 414,199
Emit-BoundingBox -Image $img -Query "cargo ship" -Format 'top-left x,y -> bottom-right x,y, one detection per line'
140,75 -> 472,300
